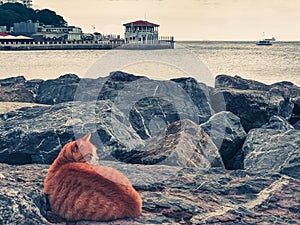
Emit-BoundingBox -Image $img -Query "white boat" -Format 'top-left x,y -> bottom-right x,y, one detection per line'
256,39 -> 272,45
256,34 -> 275,46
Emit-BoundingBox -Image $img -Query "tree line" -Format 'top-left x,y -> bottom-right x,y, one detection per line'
0,3 -> 67,30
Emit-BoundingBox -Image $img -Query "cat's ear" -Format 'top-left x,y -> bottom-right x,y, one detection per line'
72,142 -> 79,153
82,132 -> 91,142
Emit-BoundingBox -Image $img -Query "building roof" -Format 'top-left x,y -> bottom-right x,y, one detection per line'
123,20 -> 160,27
0,32 -> 9,37
0,34 -> 33,40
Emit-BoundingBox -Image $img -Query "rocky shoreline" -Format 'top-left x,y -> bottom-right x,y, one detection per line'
0,72 -> 299,224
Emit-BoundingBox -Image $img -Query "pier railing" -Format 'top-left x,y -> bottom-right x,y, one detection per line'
0,40 -> 124,50
121,36 -> 174,49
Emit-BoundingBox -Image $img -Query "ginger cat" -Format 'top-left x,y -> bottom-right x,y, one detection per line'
44,133 -> 142,222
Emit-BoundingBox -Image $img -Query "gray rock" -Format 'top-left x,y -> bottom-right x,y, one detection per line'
0,75 -> 26,87
0,163 -> 53,225
200,111 -> 247,170
27,72 -> 213,141
0,76 -> 43,103
293,120 -> 300,130
211,88 -> 294,132
215,74 -> 300,125
98,72 -> 213,140
215,74 -> 269,91
36,74 -> 81,104
0,86 -> 35,102
171,77 -> 214,123
119,119 -> 224,169
0,100 -> 143,165
1,163 -> 299,225
243,116 -> 300,178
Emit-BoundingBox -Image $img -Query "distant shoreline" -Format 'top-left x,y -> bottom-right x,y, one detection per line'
177,40 -> 300,43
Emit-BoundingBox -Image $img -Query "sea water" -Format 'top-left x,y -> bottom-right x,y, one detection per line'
0,41 -> 300,86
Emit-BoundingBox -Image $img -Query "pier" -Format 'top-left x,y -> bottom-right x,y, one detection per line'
0,40 -> 123,51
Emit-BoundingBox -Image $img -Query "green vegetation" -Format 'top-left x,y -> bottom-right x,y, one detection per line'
0,3 -> 67,29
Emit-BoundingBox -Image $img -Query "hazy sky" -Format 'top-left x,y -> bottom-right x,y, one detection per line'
33,0 -> 300,41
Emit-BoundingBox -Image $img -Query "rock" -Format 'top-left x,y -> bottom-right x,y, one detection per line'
200,111 -> 247,170
293,120 -> 300,130
98,72 -> 213,139
211,88 -> 294,132
215,74 -> 269,91
1,163 -> 299,225
171,77 -> 214,123
23,72 -> 213,140
117,119 -> 224,169
0,163 -> 53,225
36,74 -> 81,104
0,75 -> 26,87
0,102 -> 45,114
242,116 -> 300,178
0,100 -> 143,165
0,86 -> 35,102
215,74 -> 300,125
0,76 -> 43,103
24,78 -> 44,100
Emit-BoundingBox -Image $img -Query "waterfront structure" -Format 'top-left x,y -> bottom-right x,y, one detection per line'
122,20 -> 174,49
123,20 -> 159,44
1,0 -> 32,7
13,20 -> 38,35
0,31 -> 123,50
12,20 -> 83,41
0,26 -> 7,32
0,32 -> 33,43
36,25 -> 82,41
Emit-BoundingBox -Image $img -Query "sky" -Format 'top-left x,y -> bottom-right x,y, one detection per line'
33,0 -> 300,41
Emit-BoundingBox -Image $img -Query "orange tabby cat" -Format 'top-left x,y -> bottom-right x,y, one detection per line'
44,133 -> 142,221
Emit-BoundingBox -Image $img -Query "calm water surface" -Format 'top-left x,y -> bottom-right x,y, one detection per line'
0,41 -> 299,86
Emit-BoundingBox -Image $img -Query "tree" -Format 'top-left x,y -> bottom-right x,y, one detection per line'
0,3 -> 67,29
36,9 -> 67,27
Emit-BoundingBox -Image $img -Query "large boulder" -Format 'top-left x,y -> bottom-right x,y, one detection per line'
0,75 -> 26,87
0,86 -> 35,102
171,77 -> 214,123
98,72 -> 214,139
215,74 -> 269,91
200,111 -> 247,169
1,163 -> 299,225
215,74 -> 300,125
211,88 -> 294,132
36,74 -> 81,104
0,100 -> 143,165
118,119 -> 224,169
242,116 -> 300,178
0,76 -> 43,103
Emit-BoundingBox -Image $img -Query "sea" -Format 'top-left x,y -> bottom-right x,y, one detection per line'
0,41 -> 300,87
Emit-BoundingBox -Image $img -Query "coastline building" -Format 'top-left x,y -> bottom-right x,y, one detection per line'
1,0 -> 32,8
0,26 -> 7,32
123,20 -> 159,44
36,25 -> 83,41
13,20 -> 38,35
12,20 -> 83,41
0,32 -> 34,44
122,20 -> 174,49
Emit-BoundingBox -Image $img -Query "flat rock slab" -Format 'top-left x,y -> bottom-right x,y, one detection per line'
0,163 -> 299,225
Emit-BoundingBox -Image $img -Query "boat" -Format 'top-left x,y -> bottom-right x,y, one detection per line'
256,34 -> 275,45
256,39 -> 272,45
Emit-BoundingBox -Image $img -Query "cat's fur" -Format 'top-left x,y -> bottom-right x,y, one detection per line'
44,133 -> 142,221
